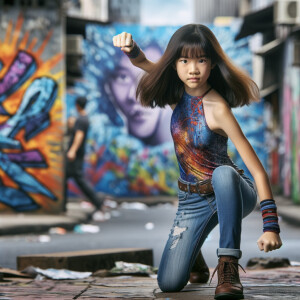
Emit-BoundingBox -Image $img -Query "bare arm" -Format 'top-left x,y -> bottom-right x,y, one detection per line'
112,32 -> 156,73
67,130 -> 84,161
213,103 -> 282,252
214,103 -> 272,200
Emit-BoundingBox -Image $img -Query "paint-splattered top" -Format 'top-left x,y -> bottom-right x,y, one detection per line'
170,89 -> 238,182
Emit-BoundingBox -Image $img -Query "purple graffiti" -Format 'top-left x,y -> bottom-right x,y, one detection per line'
7,150 -> 46,168
0,148 -> 56,201
0,51 -> 36,105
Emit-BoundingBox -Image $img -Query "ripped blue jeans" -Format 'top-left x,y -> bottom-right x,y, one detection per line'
157,165 -> 257,292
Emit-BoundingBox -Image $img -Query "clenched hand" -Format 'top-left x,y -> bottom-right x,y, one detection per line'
112,32 -> 134,53
257,231 -> 282,252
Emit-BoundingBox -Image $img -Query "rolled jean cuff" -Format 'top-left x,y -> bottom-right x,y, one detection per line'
217,248 -> 242,259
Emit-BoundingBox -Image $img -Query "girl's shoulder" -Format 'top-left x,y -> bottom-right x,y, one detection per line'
203,90 -> 230,137
204,89 -> 231,112
202,89 -> 233,135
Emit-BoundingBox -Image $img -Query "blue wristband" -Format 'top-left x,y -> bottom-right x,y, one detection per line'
123,41 -> 140,59
260,199 -> 280,233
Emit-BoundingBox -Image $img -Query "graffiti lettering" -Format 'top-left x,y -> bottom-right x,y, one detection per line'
1,77 -> 57,140
0,180 -> 39,211
0,77 -> 58,208
0,151 -> 56,201
0,14 -> 64,212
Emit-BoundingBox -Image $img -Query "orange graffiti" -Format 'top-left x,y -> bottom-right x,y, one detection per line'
0,13 -> 65,212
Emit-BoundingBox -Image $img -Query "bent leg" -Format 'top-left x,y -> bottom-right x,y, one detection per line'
157,192 -> 218,292
211,166 -> 257,258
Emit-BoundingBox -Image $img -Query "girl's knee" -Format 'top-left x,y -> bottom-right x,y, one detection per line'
212,166 -> 240,187
157,280 -> 185,293
157,272 -> 186,292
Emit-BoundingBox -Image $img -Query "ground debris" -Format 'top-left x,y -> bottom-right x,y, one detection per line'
246,257 -> 291,270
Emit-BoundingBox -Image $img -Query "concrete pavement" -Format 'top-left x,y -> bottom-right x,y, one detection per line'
0,266 -> 300,299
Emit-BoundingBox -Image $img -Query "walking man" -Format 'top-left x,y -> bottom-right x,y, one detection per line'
64,96 -> 105,219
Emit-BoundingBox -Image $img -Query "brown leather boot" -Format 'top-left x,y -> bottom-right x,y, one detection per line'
211,256 -> 245,299
189,250 -> 210,283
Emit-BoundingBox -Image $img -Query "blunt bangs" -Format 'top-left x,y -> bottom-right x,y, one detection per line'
176,34 -> 212,59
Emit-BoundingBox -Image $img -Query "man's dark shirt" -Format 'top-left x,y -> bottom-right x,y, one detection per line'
68,115 -> 89,160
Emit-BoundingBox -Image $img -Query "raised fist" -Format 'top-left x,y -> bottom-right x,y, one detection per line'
112,32 -> 134,53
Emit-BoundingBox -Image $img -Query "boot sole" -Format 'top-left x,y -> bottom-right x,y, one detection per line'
215,293 -> 244,299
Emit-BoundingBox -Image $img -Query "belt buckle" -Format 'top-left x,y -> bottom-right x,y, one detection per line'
196,179 -> 211,195
195,182 -> 202,195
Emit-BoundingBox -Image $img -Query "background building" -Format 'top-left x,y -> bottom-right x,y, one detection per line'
194,0 -> 240,23
1,0 -> 299,214
109,0 -> 140,23
236,0 -> 300,203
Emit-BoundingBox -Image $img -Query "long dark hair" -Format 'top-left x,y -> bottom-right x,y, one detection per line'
136,24 -> 260,108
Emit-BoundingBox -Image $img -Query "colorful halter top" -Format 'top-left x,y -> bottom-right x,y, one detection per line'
170,88 -> 238,182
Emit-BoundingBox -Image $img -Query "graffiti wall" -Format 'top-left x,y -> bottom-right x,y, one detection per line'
282,37 -> 300,203
0,10 -> 64,212
66,22 -> 268,197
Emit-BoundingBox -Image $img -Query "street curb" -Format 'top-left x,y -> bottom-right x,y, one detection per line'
0,220 -> 80,236
0,203 -> 92,236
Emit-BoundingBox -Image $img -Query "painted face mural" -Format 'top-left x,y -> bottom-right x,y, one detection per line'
107,45 -> 173,145
66,23 -> 267,197
0,13 -> 64,212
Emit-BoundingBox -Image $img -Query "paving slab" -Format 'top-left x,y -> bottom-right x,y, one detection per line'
0,278 -> 91,300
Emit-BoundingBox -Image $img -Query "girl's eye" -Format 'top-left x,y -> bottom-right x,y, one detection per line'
199,59 -> 207,63
180,59 -> 188,64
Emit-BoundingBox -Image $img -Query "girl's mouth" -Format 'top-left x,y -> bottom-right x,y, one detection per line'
188,78 -> 200,82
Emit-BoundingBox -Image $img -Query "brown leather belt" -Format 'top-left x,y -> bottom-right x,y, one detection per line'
178,169 -> 244,195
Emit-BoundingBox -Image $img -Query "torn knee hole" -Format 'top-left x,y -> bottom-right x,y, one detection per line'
170,226 -> 187,249
173,226 -> 187,236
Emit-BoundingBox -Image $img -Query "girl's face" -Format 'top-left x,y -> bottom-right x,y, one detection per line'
175,55 -> 213,95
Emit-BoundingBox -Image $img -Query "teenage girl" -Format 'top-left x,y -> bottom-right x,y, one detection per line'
113,24 -> 282,299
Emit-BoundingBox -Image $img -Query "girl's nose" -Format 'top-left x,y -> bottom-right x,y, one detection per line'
189,63 -> 200,74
